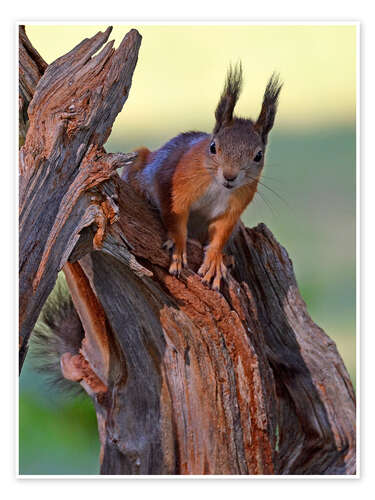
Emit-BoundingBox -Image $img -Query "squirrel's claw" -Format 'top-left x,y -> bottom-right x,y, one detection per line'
198,251 -> 228,291
168,248 -> 187,277
169,255 -> 187,276
164,238 -> 188,277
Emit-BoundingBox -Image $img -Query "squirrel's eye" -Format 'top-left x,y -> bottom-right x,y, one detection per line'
209,141 -> 216,154
254,150 -> 263,163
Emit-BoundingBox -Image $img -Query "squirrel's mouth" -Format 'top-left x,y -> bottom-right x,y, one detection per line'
223,182 -> 235,190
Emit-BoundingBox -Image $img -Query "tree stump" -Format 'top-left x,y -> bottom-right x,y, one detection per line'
19,26 -> 356,475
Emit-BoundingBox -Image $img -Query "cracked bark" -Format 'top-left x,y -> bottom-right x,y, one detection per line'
19,26 -> 356,475
19,25 -> 140,368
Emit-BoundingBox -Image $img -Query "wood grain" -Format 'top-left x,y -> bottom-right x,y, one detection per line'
73,177 -> 355,475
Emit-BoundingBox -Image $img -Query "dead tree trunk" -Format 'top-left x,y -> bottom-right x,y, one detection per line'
19,26 -> 356,475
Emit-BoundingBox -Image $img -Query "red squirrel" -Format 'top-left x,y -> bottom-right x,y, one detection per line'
122,64 -> 282,291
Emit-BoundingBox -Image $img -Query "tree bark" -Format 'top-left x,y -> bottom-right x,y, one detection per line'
19,26 -> 356,475
19,25 -> 140,369
19,25 -> 48,147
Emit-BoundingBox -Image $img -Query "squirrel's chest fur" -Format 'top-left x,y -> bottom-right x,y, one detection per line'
188,180 -> 235,243
190,180 -> 231,220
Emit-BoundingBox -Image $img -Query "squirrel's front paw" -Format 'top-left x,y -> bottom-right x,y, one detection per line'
198,250 -> 227,291
163,239 -> 187,277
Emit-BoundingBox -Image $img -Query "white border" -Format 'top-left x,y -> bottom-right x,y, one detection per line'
355,21 -> 360,480
15,20 -> 359,480
21,20 -> 359,25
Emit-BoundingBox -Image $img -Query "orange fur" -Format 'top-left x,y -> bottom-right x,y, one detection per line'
123,136 -> 261,288
171,139 -> 213,213
161,139 -> 213,275
198,184 -> 258,289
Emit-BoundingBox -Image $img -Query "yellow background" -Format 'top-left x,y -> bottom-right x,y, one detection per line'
27,24 -> 356,146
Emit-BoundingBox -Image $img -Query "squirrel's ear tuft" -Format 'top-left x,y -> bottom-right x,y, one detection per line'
214,62 -> 243,134
255,73 -> 283,144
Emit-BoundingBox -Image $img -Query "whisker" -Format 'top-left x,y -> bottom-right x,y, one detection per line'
248,175 -> 290,208
258,181 -> 290,207
255,191 -> 278,218
259,173 -> 285,184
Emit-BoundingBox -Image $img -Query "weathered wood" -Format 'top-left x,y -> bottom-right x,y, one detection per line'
19,26 -> 356,475
65,177 -> 354,475
19,26 -> 142,370
19,25 -> 47,146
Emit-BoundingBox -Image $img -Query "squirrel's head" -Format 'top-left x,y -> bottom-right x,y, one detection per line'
206,63 -> 282,191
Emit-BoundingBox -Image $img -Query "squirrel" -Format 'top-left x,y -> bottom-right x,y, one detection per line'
122,63 -> 282,291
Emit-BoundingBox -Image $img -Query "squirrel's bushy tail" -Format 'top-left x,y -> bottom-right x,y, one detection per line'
30,281 -> 85,396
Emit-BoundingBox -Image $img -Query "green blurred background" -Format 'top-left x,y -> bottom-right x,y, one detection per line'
19,24 -> 356,475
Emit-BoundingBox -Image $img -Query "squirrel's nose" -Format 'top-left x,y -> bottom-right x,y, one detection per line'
224,173 -> 238,182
